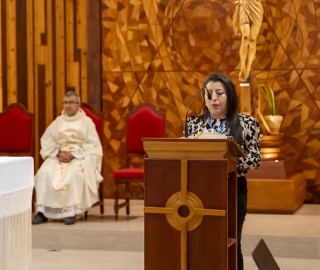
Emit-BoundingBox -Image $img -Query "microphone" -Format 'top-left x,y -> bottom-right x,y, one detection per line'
184,85 -> 212,138
205,85 -> 212,100
184,87 -> 204,138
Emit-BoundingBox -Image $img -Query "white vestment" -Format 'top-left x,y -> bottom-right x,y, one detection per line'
34,109 -> 103,219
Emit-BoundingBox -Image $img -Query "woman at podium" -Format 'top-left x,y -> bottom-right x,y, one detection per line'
185,73 -> 261,270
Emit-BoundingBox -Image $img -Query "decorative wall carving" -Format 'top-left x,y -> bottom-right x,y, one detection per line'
1,0 -> 319,202
102,0 -> 320,202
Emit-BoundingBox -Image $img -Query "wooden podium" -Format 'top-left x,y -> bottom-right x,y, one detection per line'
143,138 -> 244,270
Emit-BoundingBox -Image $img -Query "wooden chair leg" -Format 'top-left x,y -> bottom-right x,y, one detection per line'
99,185 -> 104,215
100,204 -> 104,215
125,182 -> 130,216
84,211 -> 88,220
126,198 -> 130,216
32,188 -> 36,213
114,181 -> 119,220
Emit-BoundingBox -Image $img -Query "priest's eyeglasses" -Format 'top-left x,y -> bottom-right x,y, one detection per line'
62,101 -> 79,105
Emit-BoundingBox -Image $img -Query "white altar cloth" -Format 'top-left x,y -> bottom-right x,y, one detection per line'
0,157 -> 34,270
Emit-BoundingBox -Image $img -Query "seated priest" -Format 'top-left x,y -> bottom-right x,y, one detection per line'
32,91 -> 103,225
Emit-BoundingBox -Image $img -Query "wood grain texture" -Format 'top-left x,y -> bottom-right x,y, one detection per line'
16,0 -> 28,105
144,158 -> 235,270
54,0 -> 65,115
247,173 -> 307,214
86,0 -> 101,111
77,0 -> 87,103
6,0 -> 17,104
44,0 -> 53,126
1,0 -> 7,109
0,0 -> 101,171
101,0 -> 320,202
66,0 -> 80,95
34,0 -> 47,166
26,0 -> 34,113
1,0 -> 320,202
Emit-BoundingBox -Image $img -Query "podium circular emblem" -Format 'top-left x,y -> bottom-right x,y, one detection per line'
165,191 -> 204,231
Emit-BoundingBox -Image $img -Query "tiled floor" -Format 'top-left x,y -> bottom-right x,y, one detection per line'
31,200 -> 320,270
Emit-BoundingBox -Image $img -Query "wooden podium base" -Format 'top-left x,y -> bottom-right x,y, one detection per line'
143,138 -> 244,270
246,159 -> 306,214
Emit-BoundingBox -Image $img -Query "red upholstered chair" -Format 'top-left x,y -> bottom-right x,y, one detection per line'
113,103 -> 165,220
0,103 -> 35,211
0,103 -> 34,156
80,103 -> 105,219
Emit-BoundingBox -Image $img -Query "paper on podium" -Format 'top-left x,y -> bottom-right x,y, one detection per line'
196,131 -> 227,139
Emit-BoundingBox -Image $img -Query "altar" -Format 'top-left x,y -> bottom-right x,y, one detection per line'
0,157 -> 34,270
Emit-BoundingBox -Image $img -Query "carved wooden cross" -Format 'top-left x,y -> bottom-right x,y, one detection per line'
144,160 -> 226,270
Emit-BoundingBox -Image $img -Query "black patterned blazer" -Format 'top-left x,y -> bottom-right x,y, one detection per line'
186,113 -> 261,177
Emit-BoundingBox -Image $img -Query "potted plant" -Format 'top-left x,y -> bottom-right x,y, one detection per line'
260,85 -> 283,134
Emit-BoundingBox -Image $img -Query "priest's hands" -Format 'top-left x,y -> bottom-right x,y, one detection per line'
58,151 -> 74,163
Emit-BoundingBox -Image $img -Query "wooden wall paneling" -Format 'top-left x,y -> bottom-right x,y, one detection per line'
1,0 -> 7,109
16,0 -> 28,106
51,0 -> 56,117
6,0 -> 17,104
36,64 -> 46,168
238,84 -> 248,115
44,0 -> 53,125
66,0 -> 80,94
86,0 -> 101,111
77,0 -> 88,103
0,0 -> 102,170
55,0 -> 65,115
34,0 -> 46,167
26,0 -> 34,113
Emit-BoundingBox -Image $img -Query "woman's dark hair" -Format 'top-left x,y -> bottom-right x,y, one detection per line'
200,73 -> 243,144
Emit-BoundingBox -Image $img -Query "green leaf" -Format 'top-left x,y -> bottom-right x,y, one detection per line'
261,85 -> 276,115
269,87 -> 275,115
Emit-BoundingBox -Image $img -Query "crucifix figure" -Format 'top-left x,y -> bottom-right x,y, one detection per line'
233,0 -> 263,82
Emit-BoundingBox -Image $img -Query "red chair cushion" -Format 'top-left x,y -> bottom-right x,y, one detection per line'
81,106 -> 101,137
0,106 -> 32,152
127,106 -> 164,154
113,168 -> 144,179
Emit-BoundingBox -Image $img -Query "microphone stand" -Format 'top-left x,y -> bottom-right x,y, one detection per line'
184,86 -> 212,138
184,88 -> 203,138
205,85 -> 212,101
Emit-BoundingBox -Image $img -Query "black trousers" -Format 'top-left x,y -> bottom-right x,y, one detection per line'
237,176 -> 248,270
